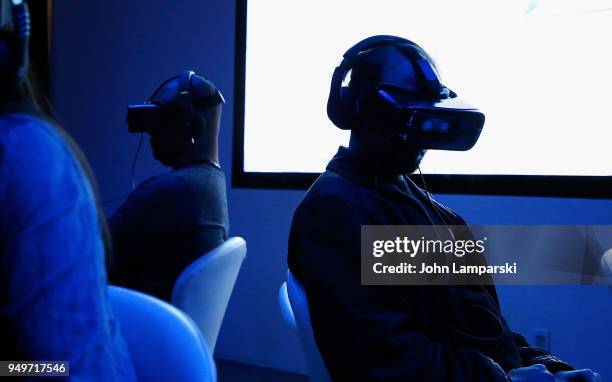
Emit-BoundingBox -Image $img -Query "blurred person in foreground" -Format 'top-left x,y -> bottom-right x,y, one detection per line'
0,1 -> 136,379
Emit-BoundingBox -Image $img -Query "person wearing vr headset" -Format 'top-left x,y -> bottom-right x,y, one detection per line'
0,1 -> 136,379
288,36 -> 599,382
109,70 -> 229,301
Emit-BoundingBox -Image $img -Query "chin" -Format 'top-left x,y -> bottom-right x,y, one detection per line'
397,160 -> 421,174
390,149 -> 426,175
152,151 -> 175,168
403,163 -> 421,174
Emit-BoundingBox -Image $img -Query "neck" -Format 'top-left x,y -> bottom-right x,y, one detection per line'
348,132 -> 386,170
172,135 -> 219,169
348,132 -> 413,177
173,109 -> 221,169
197,139 -> 219,165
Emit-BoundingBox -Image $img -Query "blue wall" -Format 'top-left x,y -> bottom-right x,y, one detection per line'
51,0 -> 612,378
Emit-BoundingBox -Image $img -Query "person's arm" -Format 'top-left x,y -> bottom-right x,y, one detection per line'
443,205 -> 577,375
510,339 -> 600,382
512,333 -> 573,372
289,194 -> 511,381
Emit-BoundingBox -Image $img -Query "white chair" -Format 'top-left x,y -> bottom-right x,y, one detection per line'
279,270 -> 332,382
278,282 -> 297,330
171,237 -> 247,353
109,285 -> 216,382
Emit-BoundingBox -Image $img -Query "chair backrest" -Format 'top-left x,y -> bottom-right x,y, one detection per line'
278,282 -> 297,330
171,237 -> 247,353
109,285 -> 216,382
284,270 -> 332,382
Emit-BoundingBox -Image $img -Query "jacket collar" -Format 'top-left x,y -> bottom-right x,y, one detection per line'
326,146 -> 403,187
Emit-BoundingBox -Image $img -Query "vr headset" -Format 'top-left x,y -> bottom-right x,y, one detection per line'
327,35 -> 484,151
0,0 -> 30,95
362,83 -> 485,151
126,103 -> 168,133
126,70 -> 224,134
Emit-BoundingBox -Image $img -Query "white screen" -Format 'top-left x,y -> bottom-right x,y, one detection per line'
243,0 -> 612,176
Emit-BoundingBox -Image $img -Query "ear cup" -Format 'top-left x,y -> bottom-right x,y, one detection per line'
327,64 -> 351,129
339,86 -> 358,128
178,70 -> 195,136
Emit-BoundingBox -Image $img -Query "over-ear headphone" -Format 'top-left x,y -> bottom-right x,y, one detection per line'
177,69 -> 195,134
126,70 -> 224,137
139,69 -> 196,137
327,35 -> 448,130
0,0 -> 30,100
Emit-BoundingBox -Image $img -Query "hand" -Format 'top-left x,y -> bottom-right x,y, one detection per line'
508,364 -> 555,382
554,369 -> 601,382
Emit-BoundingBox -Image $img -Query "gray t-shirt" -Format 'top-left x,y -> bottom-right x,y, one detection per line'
109,161 -> 229,301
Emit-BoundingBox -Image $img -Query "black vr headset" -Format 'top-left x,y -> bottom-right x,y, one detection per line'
327,35 -> 484,151
126,70 -> 225,135
0,0 -> 30,97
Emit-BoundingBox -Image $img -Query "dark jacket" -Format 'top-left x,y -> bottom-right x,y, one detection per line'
109,161 -> 229,301
288,147 -> 572,381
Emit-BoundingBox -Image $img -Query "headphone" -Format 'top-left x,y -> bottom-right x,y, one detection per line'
0,0 -> 30,99
127,69 -> 225,138
177,69 -> 195,134
327,35 -> 451,130
144,69 -> 196,137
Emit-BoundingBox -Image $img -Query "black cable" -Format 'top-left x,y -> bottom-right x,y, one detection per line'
130,133 -> 144,190
148,75 -> 179,100
417,164 -> 455,240
418,167 -> 503,329
101,133 -> 143,205
101,75 -> 175,207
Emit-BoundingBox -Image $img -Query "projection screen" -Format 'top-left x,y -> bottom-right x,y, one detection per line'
233,0 -> 612,197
